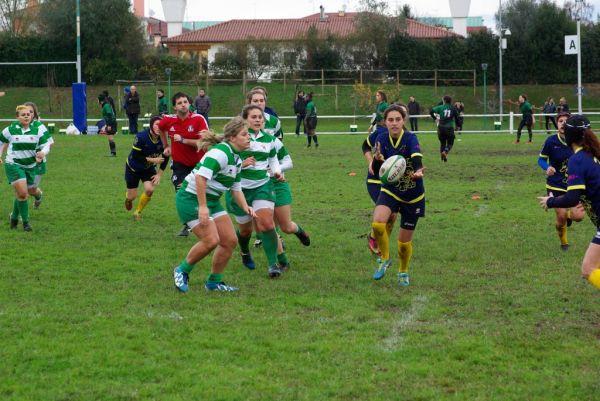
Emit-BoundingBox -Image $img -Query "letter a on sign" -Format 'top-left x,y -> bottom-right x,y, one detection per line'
565,35 -> 578,55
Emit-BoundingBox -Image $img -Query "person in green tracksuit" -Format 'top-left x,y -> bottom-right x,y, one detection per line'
157,89 -> 168,115
430,95 -> 459,162
99,93 -> 117,156
369,90 -> 389,134
304,92 -> 318,148
516,94 -> 534,144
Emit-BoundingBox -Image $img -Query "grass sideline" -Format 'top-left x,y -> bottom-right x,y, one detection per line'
1,132 -> 599,400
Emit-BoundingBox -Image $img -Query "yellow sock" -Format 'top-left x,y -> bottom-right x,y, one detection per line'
557,224 -> 568,245
566,209 -> 572,220
398,240 -> 413,273
588,269 -> 600,290
386,220 -> 394,237
135,193 -> 151,214
372,222 -> 389,260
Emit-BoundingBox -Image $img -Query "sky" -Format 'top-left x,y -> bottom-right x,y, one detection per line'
146,0 -> 600,29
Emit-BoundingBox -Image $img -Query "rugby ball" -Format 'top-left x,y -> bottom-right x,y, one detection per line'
379,155 -> 406,184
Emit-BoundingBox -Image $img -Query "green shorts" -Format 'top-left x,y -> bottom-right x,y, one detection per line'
4,163 -> 36,186
176,190 -> 227,228
35,161 -> 47,176
273,179 -> 293,207
226,181 -> 275,222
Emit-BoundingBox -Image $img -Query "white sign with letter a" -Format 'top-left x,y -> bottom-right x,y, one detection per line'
565,35 -> 578,55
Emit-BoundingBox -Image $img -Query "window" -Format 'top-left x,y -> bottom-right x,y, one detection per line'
284,52 -> 297,67
214,51 -> 228,64
258,52 -> 271,66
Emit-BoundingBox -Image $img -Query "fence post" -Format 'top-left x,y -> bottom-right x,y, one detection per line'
473,69 -> 476,96
321,69 -> 324,94
206,70 -> 209,94
335,84 -> 338,111
242,70 -> 246,95
360,69 -> 363,85
283,70 -> 286,93
396,69 -> 399,90
434,69 -> 438,93
509,111 -> 514,136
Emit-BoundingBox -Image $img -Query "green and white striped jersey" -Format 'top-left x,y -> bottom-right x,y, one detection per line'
181,142 -> 242,200
0,121 -> 50,168
34,120 -> 54,164
271,137 -> 292,177
240,129 -> 281,189
263,112 -> 283,139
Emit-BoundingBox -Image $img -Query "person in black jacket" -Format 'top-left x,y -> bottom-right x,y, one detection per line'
125,85 -> 141,135
407,96 -> 421,132
293,90 -> 306,136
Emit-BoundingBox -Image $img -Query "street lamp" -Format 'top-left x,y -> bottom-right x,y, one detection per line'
481,63 -> 488,127
498,26 -> 511,123
165,67 -> 172,105
498,0 -> 511,123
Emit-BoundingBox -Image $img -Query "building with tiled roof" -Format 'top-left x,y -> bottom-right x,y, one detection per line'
163,11 -> 461,68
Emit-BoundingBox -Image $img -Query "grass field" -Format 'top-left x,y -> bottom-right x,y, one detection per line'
1,132 -> 599,400
0,130 -> 600,401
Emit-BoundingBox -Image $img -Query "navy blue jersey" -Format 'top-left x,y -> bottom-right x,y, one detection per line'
374,129 -> 424,203
539,133 -> 572,192
127,129 -> 166,172
567,148 -> 600,226
365,126 -> 388,181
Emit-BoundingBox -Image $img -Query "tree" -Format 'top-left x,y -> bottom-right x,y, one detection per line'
38,0 -> 146,82
353,0 -> 406,68
0,0 -> 30,36
498,0 -> 576,84
301,25 -> 343,74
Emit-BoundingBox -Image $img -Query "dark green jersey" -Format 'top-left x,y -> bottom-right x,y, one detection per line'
375,101 -> 389,124
431,103 -> 458,128
102,102 -> 115,124
520,101 -> 532,117
305,101 -> 317,118
158,96 -> 168,114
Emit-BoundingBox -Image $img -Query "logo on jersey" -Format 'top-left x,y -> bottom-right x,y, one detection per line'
188,125 -> 194,133
169,127 -> 175,132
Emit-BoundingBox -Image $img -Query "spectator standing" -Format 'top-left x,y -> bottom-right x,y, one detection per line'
293,90 -> 306,136
407,96 -> 421,132
193,89 -> 211,126
542,97 -> 558,134
125,85 -> 141,135
305,92 -> 319,148
455,101 -> 465,134
157,89 -> 168,115
557,97 -> 569,114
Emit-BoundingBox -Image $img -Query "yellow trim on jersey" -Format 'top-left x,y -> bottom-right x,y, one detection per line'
545,184 -> 567,192
381,188 -> 424,204
539,153 -> 549,158
132,146 -> 142,151
568,184 -> 586,190
574,147 -> 583,154
557,133 -> 567,146
367,179 -> 382,184
411,152 -> 423,158
366,137 -> 373,148
389,129 -> 404,148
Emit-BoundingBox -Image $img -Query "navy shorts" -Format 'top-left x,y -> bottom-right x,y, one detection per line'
171,161 -> 194,191
376,190 -> 425,230
367,181 -> 381,204
125,165 -> 156,189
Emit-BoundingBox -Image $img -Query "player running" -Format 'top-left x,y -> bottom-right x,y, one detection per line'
0,105 -> 52,231
538,112 -> 584,250
538,115 -> 600,291
226,103 -> 284,278
124,115 -> 170,221
24,102 -> 52,209
430,95 -> 459,162
173,116 -> 253,293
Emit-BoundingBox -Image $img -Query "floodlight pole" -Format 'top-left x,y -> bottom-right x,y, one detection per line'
76,0 -> 82,83
498,0 -> 503,123
577,17 -> 582,113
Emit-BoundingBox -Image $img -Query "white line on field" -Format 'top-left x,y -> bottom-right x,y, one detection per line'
381,294 -> 428,352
